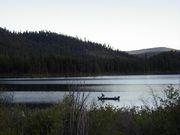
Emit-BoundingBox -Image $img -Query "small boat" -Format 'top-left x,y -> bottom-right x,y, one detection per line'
98,94 -> 120,101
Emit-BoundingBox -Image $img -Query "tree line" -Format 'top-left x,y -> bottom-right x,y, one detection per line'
0,27 -> 180,76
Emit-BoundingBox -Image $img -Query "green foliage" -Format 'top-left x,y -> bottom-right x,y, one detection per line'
160,85 -> 180,107
1,86 -> 180,135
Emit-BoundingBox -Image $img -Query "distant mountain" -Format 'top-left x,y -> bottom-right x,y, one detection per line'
127,47 -> 176,55
127,47 -> 178,58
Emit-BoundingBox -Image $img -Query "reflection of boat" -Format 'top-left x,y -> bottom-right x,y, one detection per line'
98,94 -> 120,101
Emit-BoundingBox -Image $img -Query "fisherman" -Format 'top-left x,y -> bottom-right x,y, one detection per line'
101,93 -> 105,97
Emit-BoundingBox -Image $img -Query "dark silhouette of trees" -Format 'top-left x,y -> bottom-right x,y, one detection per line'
0,27 -> 180,76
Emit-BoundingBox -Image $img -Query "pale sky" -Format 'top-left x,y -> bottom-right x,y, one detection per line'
0,0 -> 180,51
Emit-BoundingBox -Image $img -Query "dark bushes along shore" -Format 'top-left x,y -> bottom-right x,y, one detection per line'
0,85 -> 180,135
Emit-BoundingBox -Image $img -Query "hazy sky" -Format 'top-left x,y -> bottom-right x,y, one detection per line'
0,0 -> 180,51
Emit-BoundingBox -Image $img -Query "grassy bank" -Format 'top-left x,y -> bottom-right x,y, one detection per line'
0,86 -> 180,135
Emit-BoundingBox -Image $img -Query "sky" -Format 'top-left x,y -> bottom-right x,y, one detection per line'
0,0 -> 180,51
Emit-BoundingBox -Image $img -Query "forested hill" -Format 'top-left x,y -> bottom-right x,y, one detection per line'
0,27 -> 129,59
0,27 -> 180,76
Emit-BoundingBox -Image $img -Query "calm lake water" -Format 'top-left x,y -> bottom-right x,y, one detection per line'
0,75 -> 180,107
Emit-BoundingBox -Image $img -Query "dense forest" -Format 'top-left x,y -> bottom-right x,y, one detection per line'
0,27 -> 180,76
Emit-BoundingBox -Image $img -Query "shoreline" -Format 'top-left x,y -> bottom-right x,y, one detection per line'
0,72 -> 180,78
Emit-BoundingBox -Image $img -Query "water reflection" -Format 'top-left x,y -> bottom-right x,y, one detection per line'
1,84 -> 179,107
0,74 -> 180,107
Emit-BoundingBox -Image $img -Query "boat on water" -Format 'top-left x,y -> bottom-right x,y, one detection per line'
98,93 -> 120,101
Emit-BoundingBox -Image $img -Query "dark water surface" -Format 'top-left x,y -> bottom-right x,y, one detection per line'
0,75 -> 180,107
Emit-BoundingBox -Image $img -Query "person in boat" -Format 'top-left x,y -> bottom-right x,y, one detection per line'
101,93 -> 105,98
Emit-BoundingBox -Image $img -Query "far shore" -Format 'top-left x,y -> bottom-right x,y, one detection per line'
0,71 -> 180,78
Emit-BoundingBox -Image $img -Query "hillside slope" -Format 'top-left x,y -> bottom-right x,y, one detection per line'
0,28 -> 141,76
0,27 -> 180,76
0,28 -> 130,59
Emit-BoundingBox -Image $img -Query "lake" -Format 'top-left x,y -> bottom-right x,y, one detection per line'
0,74 -> 180,107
